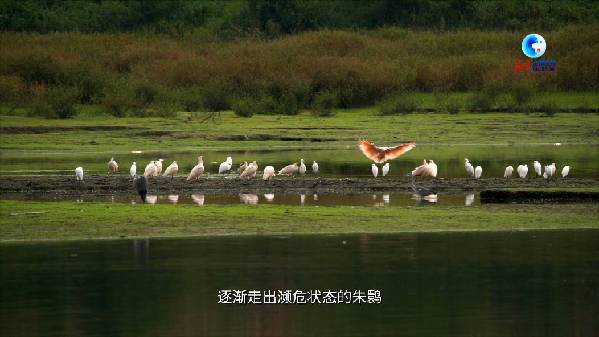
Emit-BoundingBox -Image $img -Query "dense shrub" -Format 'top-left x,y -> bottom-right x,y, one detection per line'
0,75 -> 26,103
28,87 -> 78,118
537,99 -> 559,116
444,97 -> 461,114
201,85 -> 231,111
312,91 -> 338,117
379,93 -> 420,115
232,97 -> 255,117
179,88 -> 204,112
135,83 -> 161,104
510,82 -> 535,107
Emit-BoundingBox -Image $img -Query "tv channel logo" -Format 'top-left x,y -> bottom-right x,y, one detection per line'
515,33 -> 555,75
522,34 -> 546,58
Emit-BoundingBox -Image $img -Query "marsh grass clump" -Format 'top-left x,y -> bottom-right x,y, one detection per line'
379,93 -> 421,115
312,91 -> 338,117
232,97 -> 255,117
28,87 -> 78,119
537,99 -> 559,116
509,82 -> 535,110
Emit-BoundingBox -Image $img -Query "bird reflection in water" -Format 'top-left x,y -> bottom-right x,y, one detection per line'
167,194 -> 179,204
191,194 -> 204,206
145,195 -> 158,204
263,193 -> 275,202
465,193 -> 475,206
240,193 -> 258,205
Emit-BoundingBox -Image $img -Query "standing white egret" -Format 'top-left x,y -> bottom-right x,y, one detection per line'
549,163 -> 556,177
533,161 -> 542,176
263,166 -> 275,181
75,167 -> 84,181
130,162 -> 137,177
163,161 -> 178,179
504,165 -> 513,178
155,159 -> 164,175
219,159 -> 232,174
108,157 -> 118,174
226,156 -> 233,166
474,166 -> 482,179
561,165 -> 570,178
187,156 -> 205,181
299,159 -> 306,175
517,164 -> 528,178
312,161 -> 319,174
427,160 -> 438,177
371,163 -> 379,178
382,163 -> 390,176
465,159 -> 474,177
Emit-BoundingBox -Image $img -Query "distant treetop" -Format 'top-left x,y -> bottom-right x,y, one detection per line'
1,0 -> 598,37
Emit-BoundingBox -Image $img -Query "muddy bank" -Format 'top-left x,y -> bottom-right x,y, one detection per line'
1,175 -> 597,196
480,190 -> 599,203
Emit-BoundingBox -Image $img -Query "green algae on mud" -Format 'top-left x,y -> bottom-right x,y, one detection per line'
1,200 -> 597,242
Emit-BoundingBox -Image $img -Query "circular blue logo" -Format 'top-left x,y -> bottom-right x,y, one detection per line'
522,34 -> 546,58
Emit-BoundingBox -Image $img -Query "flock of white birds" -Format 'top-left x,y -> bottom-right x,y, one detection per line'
72,156 -> 571,181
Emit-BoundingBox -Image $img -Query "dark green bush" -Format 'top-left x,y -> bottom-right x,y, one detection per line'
201,84 -> 231,111
179,88 -> 204,112
232,97 -> 255,117
379,93 -> 420,115
510,82 -> 535,107
538,99 -> 559,116
312,91 -> 338,117
445,97 -> 461,114
28,87 -> 78,119
467,89 -> 498,112
135,83 -> 160,104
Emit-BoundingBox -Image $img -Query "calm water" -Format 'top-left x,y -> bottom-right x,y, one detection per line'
1,231 -> 598,337
1,144 -> 597,178
0,192 -> 474,206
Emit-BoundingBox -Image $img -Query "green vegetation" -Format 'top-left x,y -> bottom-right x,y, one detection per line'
1,110 -> 598,155
1,200 -> 597,241
0,25 -> 598,118
3,0 -> 598,36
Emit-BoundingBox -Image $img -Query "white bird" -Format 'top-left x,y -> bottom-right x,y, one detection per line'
465,158 -> 474,177
130,162 -> 137,177
108,157 -> 118,174
549,163 -> 556,177
226,156 -> 232,166
474,165 -> 482,179
263,166 -> 275,181
504,165 -> 513,178
427,160 -> 437,177
312,161 -> 319,174
544,163 -> 556,178
278,163 -> 299,175
219,161 -> 232,174
144,161 -> 158,178
533,161 -> 542,176
163,161 -> 178,179
371,163 -> 379,178
517,164 -> 528,178
155,159 -> 164,175
299,159 -> 306,175
75,167 -> 84,181
382,163 -> 390,176
240,161 -> 258,179
187,156 -> 205,181
561,165 -> 570,178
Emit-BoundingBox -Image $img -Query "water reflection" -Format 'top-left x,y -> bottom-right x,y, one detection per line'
465,193 -> 475,206
2,231 -> 597,336
300,194 -> 306,205
191,194 -> 204,206
412,193 -> 438,204
146,195 -> 158,204
263,193 -> 275,202
167,194 -> 179,204
240,193 -> 258,205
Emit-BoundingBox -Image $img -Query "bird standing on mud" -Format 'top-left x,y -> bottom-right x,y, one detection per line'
163,161 -> 178,179
187,156 -> 205,181
371,163 -> 379,178
240,161 -> 258,179
75,167 -> 84,181
263,166 -> 275,181
474,166 -> 482,179
155,159 -> 164,175
561,165 -> 570,178
130,162 -> 137,177
279,163 -> 299,176
238,161 -> 248,174
299,159 -> 306,175
534,161 -> 542,177
411,159 -> 437,177
517,164 -> 528,178
504,165 -> 513,178
108,157 -> 118,174
219,157 -> 233,174
464,159 -> 474,177
382,163 -> 390,177
144,161 -> 158,178
358,140 -> 415,164
312,161 -> 319,174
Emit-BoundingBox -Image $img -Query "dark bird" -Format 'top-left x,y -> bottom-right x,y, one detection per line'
359,140 -> 416,164
410,175 -> 437,197
134,175 -> 148,203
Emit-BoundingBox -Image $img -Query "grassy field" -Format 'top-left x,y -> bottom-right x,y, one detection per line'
0,200 -> 597,242
1,109 -> 598,154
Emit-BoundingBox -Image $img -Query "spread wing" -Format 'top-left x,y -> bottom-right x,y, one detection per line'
359,140 -> 415,163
